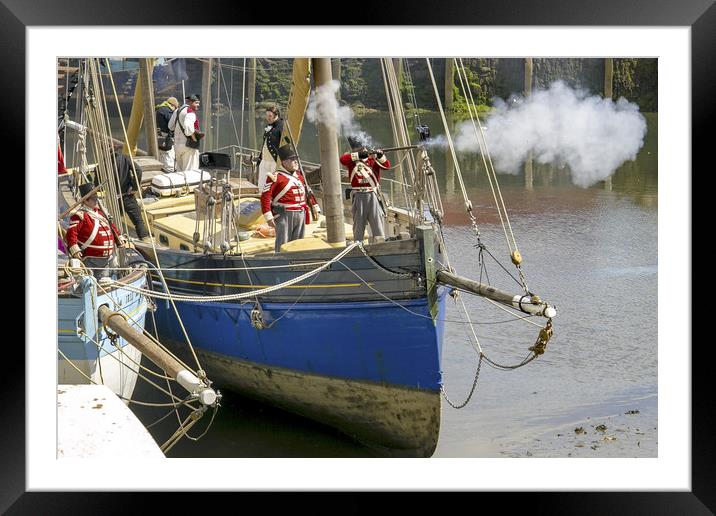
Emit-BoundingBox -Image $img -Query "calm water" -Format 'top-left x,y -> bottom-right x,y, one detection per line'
128,110 -> 658,458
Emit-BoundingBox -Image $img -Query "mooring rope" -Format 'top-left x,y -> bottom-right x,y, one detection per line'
106,241 -> 363,302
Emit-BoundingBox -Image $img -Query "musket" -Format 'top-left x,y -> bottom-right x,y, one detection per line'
368,144 -> 418,154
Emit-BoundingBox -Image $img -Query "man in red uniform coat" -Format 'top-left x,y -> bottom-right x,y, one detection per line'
65,183 -> 127,279
261,144 -> 320,253
339,136 -> 390,243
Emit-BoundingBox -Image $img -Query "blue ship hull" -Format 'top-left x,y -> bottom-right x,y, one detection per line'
141,233 -> 446,456
153,294 -> 446,390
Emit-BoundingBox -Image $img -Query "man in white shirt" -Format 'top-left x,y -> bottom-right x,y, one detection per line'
168,94 -> 204,171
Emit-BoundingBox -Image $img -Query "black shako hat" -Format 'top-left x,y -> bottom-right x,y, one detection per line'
78,183 -> 96,198
185,94 -> 201,102
347,136 -> 365,150
277,144 -> 298,162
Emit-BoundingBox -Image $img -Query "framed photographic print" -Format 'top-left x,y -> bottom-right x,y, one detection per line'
7,0 -> 710,512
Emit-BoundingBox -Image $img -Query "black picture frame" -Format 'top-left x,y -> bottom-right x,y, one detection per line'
8,0 -> 708,513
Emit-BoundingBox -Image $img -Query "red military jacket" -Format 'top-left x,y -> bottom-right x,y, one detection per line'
65,205 -> 119,258
339,152 -> 390,190
261,168 -> 318,224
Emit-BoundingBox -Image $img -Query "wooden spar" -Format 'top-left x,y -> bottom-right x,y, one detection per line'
247,58 -> 257,150
604,58 -> 614,99
312,58 -> 346,247
97,305 -> 218,406
603,58 -> 614,191
435,269 -> 557,318
64,120 -> 148,156
524,57 -> 533,96
332,58 -> 341,101
393,58 -> 403,88
139,58 -> 159,158
201,58 -> 213,151
57,182 -> 106,220
524,58 -> 534,190
444,58 -> 454,111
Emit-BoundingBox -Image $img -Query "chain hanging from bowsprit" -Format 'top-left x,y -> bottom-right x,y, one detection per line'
441,318 -> 555,409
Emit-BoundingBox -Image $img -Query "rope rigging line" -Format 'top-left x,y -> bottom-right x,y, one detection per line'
457,58 -> 519,251
215,58 -> 221,147
108,241 -> 363,302
64,259 -> 334,273
456,58 -> 529,292
103,58 -> 205,375
334,259 -> 543,328
73,329 -> 198,408
89,269 -> 206,375
453,59 -> 512,254
425,58 -> 471,212
379,59 -> 416,220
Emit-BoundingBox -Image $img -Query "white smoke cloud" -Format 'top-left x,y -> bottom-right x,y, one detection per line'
433,81 -> 648,188
306,80 -> 375,147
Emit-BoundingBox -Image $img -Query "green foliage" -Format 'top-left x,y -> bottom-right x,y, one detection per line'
217,57 -> 657,114
613,58 -> 657,112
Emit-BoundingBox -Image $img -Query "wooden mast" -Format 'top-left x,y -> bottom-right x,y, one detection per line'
524,58 -> 534,190
248,58 -> 257,150
444,58 -> 454,111
604,58 -> 614,191
331,58 -> 341,101
312,58 -> 346,247
201,58 -> 213,151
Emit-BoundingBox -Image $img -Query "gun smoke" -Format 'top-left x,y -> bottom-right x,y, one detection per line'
306,80 -> 375,148
427,81 -> 648,188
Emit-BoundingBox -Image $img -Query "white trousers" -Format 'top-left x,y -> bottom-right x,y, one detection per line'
175,144 -> 200,171
158,147 -> 176,172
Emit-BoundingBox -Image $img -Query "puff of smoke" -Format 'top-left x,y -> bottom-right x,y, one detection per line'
438,81 -> 647,188
306,80 -> 375,148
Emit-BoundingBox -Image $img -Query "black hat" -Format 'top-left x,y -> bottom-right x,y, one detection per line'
78,183 -> 96,198
347,136 -> 364,150
277,144 -> 298,162
185,94 -> 201,102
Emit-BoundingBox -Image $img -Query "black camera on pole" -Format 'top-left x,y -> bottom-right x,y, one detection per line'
199,152 -> 232,171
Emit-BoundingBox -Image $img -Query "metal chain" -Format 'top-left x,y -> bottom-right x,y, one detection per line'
482,351 -> 536,371
442,318 -> 554,408
441,352 -> 483,409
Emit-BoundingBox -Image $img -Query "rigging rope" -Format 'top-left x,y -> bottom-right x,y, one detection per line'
425,58 -> 471,214
455,58 -> 529,292
107,241 -> 363,302
103,58 -> 205,376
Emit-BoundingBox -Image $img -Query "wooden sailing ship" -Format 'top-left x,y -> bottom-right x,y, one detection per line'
65,57 -> 556,457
